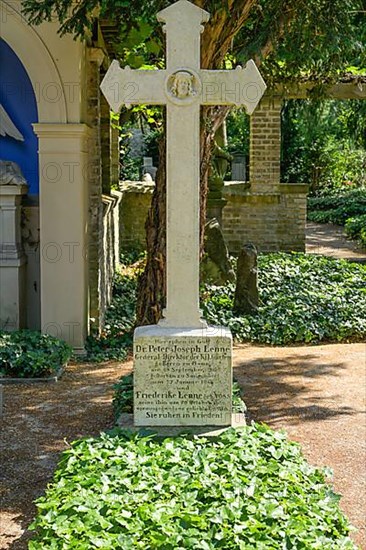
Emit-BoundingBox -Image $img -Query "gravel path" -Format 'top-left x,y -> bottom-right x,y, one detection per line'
0,359 -> 132,549
234,343 -> 366,549
1,343 -> 365,549
306,222 -> 366,263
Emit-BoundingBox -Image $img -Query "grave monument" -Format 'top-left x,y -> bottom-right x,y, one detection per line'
101,0 -> 266,427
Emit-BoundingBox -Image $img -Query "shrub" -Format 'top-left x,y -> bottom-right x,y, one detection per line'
202,253 -> 366,345
85,269 -> 138,362
0,330 -> 72,378
317,143 -> 366,191
307,188 -> 366,226
29,426 -> 357,549
360,227 -> 366,247
345,215 -> 366,246
113,373 -> 134,417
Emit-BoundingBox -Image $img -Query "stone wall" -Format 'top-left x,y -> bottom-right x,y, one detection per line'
22,200 -> 41,330
119,181 -> 155,252
86,48 -> 121,333
118,180 -> 307,254
100,192 -> 122,319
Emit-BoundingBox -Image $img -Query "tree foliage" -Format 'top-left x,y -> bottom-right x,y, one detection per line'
23,0 -> 365,80
282,99 -> 366,188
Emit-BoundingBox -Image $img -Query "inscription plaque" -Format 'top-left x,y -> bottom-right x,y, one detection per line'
134,327 -> 232,426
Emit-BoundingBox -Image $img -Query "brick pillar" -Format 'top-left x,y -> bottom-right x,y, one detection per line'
250,96 -> 281,191
87,48 -> 104,331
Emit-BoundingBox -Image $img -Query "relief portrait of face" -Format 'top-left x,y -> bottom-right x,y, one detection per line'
171,71 -> 195,98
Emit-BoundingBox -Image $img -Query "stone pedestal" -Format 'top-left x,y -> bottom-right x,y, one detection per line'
134,325 -> 232,427
0,184 -> 28,330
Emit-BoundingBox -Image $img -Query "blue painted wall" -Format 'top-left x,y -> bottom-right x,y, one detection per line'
0,39 -> 39,194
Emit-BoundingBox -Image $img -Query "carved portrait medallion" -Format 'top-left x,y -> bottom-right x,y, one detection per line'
166,69 -> 201,105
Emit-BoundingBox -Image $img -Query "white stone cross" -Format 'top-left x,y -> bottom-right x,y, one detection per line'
101,0 -> 266,329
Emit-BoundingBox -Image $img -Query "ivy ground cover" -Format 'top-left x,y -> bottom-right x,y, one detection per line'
29,425 -> 357,549
0,330 -> 72,378
202,253 -> 366,345
85,252 -> 365,361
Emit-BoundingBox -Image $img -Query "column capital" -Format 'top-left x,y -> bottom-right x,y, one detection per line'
0,184 -> 28,196
32,123 -> 92,138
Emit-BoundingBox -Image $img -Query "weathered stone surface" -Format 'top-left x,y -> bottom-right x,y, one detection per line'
0,161 -> 27,186
0,184 -> 28,330
142,157 -> 157,181
134,326 -> 232,426
119,181 -> 155,252
201,218 -> 235,285
231,153 -> 246,181
234,243 -> 259,315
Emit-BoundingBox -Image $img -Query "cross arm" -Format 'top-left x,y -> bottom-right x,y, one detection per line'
100,60 -> 167,112
200,60 -> 267,114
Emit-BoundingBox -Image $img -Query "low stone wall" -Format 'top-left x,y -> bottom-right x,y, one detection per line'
222,183 -> 308,253
97,191 -> 122,328
118,180 -> 308,255
119,181 -> 155,252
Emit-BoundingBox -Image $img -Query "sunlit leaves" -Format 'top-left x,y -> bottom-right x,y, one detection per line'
0,330 -> 72,378
29,426 -> 357,548
201,253 -> 366,345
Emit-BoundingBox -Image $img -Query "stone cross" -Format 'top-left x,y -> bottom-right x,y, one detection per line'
101,0 -> 266,330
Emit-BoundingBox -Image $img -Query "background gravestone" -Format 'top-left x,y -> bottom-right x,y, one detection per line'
234,243 -> 259,315
201,218 -> 236,285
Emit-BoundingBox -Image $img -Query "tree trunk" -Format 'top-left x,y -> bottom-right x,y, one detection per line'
136,129 -> 167,326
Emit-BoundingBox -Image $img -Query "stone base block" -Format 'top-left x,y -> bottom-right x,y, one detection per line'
134,325 -> 232,427
118,412 -> 246,437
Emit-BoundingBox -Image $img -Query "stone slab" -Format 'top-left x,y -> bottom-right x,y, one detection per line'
134,325 -> 232,427
0,366 -> 65,385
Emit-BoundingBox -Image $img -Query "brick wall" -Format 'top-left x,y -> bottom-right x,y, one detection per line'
117,96 -> 308,256
86,48 -> 104,329
222,183 -> 308,253
118,180 -> 307,255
